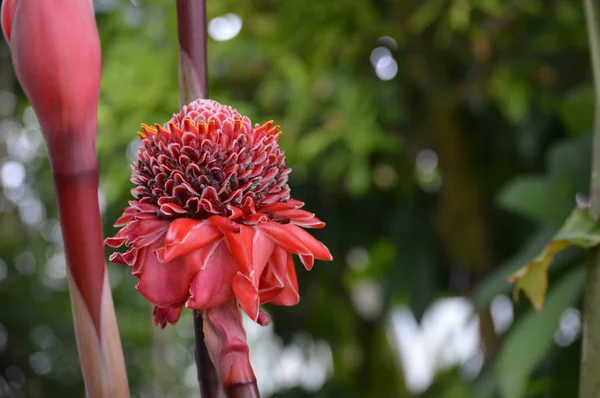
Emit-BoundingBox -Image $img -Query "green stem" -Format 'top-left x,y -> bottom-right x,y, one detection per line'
581,0 -> 600,397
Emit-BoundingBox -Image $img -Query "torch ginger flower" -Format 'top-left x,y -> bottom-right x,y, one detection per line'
106,98 -> 332,330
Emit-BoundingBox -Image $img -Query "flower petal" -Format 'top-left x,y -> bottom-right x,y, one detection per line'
208,215 -> 241,234
271,209 -> 315,221
232,271 -> 260,322
258,200 -> 304,213
153,306 -> 183,329
286,224 -> 332,270
109,247 -> 138,266
106,218 -> 169,249
258,246 -> 287,304
136,241 -> 199,307
225,225 -> 274,278
185,239 -> 236,309
256,222 -> 310,256
159,218 -> 222,263
269,252 -> 300,306
257,311 -> 271,326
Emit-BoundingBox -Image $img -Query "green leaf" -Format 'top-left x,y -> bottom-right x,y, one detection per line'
497,176 -> 573,225
497,266 -> 585,398
547,135 -> 592,196
510,207 -> 600,310
345,159 -> 371,197
449,0 -> 471,30
409,0 -> 447,33
472,226 -> 556,309
559,85 -> 594,136
297,129 -> 340,164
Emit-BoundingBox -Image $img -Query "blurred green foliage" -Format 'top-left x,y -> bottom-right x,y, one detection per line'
0,0 -> 596,397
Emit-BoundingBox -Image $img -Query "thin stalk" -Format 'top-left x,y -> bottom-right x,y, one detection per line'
175,1 -> 220,397
581,0 -> 600,396
176,0 -> 208,104
194,311 -> 221,397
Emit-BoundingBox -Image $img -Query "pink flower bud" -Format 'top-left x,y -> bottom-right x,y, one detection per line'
1,0 -> 101,172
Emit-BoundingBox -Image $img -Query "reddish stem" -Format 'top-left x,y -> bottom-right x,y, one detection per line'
175,1 -> 225,397
176,0 -> 208,104
54,170 -> 105,330
224,383 -> 260,398
50,132 -> 129,397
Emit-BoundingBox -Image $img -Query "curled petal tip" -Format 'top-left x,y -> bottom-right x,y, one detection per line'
257,311 -> 270,326
153,306 -> 183,328
104,236 -> 125,248
154,248 -> 166,263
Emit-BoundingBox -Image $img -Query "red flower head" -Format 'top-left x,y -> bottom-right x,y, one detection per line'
106,99 -> 332,328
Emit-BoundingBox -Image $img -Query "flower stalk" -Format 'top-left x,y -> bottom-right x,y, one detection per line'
175,1 -> 221,397
581,0 -> 600,396
1,0 -> 129,396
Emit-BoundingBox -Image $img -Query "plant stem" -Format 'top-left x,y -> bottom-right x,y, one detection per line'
53,164 -> 129,397
581,0 -> 600,396
175,1 -> 220,397
176,0 -> 208,104
194,311 -> 221,397
223,384 -> 260,398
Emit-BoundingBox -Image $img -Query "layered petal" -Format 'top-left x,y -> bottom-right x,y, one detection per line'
153,306 -> 183,329
225,225 -> 274,280
105,217 -> 169,249
257,246 -> 287,304
257,221 -> 332,270
269,251 -> 300,306
185,239 -> 236,309
136,240 -> 198,308
232,272 -> 260,321
158,218 -> 222,262
225,225 -> 275,321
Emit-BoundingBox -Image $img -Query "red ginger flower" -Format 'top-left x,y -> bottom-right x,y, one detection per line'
106,99 -> 332,327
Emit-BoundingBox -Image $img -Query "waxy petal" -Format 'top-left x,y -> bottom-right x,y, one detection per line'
256,222 -> 309,256
153,306 -> 183,329
208,215 -> 241,234
105,217 -> 169,249
286,224 -> 332,270
136,241 -> 199,308
232,271 -> 260,322
258,200 -> 304,213
224,225 -> 274,278
185,239 -> 236,309
258,246 -> 287,304
269,252 -> 300,306
158,218 -> 222,262
109,247 -> 138,267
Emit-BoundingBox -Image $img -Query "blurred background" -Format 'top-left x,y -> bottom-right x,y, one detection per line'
0,0 -> 593,397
